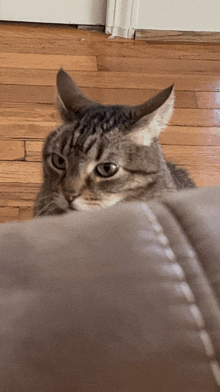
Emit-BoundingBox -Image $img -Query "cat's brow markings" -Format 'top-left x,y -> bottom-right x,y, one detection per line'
83,137 -> 97,155
60,130 -> 72,155
95,139 -> 107,161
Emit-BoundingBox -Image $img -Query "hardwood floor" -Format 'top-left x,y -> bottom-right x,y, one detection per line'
0,22 -> 220,223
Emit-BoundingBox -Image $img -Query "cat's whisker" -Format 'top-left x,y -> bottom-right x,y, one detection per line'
35,201 -> 56,217
38,192 -> 59,202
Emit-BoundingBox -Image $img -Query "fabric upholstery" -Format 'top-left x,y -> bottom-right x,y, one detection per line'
1,186 -> 220,391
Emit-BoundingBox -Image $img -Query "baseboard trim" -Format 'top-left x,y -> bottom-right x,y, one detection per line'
135,29 -> 220,44
105,25 -> 135,39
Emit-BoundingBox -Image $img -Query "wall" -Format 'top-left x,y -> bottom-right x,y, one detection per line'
136,0 -> 220,32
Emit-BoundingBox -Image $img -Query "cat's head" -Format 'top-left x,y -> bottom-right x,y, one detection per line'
34,69 -> 175,216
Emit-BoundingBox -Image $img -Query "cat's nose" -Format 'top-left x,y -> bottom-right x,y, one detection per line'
63,190 -> 79,203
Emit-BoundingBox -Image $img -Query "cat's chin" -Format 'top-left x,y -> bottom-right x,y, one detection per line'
72,194 -> 123,211
54,193 -> 103,212
71,200 -> 104,211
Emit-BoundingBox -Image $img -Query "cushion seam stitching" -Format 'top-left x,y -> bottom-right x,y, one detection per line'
141,203 -> 220,388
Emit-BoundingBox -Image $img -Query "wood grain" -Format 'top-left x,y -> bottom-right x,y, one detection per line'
0,85 -> 198,108
0,162 -> 42,183
0,207 -> 19,223
0,102 -> 58,121
25,141 -> 220,171
0,122 -> 56,140
0,198 -> 35,207
0,85 -> 55,104
0,22 -> 220,223
163,145 -> 220,166
3,104 -> 217,128
160,126 -> 220,146
171,108 -> 220,127
0,183 -> 40,205
0,140 -> 25,160
2,123 -> 219,146
26,141 -> 43,161
1,24 -> 220,59
19,206 -> 34,221
196,92 -> 220,108
181,167 -> 220,187
0,23 -> 111,41
1,37 -> 220,60
0,52 -> 97,71
97,56 -> 220,75
1,68 -> 220,91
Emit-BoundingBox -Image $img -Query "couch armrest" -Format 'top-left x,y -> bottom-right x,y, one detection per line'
1,186 -> 220,392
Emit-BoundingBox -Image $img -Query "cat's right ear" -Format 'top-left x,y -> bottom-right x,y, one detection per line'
128,85 -> 175,146
56,68 -> 94,122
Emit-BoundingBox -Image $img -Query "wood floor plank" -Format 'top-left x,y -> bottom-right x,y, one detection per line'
196,92 -> 220,108
0,88 -> 198,110
1,68 -> 220,91
0,206 -> 19,223
0,140 -> 25,160
0,52 -> 97,71
97,56 -> 220,75
0,162 -> 42,183
1,25 -> 220,61
0,85 -> 54,104
171,108 -> 220,127
0,102 -> 58,122
164,146 -> 220,187
1,37 -> 220,60
1,103 -> 218,127
0,122 -> 56,140
0,85 -> 198,108
0,23 -> 110,41
2,123 -> 220,147
180,166 -> 220,187
26,141 -> 43,161
160,126 -> 220,146
19,206 -> 34,221
163,145 -> 220,167
0,183 -> 40,203
1,121 -> 219,147
0,198 -> 34,207
83,88 -> 198,108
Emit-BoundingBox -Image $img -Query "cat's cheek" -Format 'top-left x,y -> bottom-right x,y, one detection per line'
54,194 -> 69,211
100,194 -> 124,208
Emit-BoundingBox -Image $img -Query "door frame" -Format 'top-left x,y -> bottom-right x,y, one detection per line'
105,0 -> 140,38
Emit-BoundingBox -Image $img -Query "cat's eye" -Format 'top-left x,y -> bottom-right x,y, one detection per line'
95,163 -> 119,178
51,153 -> 66,170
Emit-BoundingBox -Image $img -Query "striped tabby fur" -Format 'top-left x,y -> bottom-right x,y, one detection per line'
34,69 -> 195,217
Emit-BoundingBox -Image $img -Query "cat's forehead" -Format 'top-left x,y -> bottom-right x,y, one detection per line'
77,104 -> 134,132
45,104 -> 134,154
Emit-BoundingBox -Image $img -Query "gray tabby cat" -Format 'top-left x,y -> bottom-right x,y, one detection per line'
34,68 -> 195,217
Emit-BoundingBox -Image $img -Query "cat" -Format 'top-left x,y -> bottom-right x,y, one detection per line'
33,68 -> 195,217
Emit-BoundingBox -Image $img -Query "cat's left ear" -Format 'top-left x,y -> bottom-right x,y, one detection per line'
56,68 -> 95,121
129,85 -> 175,146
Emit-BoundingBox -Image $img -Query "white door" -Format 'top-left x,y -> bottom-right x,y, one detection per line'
0,0 -> 107,25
